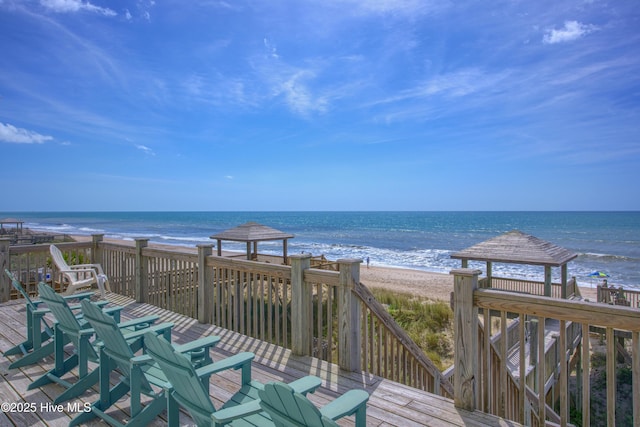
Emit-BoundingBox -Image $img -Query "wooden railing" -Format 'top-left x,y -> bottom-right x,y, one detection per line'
485,276 -> 579,299
0,236 -> 451,398
453,268 -> 640,427
598,284 -> 640,308
0,240 -> 95,299
354,281 -> 453,397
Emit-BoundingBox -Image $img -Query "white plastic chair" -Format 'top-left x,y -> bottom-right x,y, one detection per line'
50,245 -> 110,297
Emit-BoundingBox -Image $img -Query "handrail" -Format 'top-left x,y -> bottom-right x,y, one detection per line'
598,284 -> 640,308
353,281 -> 453,397
453,268 -> 640,426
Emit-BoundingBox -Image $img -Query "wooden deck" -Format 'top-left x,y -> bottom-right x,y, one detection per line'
0,293 -> 520,426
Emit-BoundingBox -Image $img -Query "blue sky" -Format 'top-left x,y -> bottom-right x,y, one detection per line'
1,0 -> 639,211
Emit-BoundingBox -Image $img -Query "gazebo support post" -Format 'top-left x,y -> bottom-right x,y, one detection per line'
283,239 -> 289,264
544,265 -> 552,297
561,264 -> 568,299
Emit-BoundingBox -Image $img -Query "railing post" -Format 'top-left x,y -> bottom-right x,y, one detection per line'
91,234 -> 104,265
197,244 -> 214,324
0,238 -> 10,302
338,258 -> 362,372
451,268 -> 481,411
291,254 -> 312,356
135,238 -> 149,303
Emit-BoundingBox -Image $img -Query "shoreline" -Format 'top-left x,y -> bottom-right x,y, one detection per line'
71,234 -> 598,302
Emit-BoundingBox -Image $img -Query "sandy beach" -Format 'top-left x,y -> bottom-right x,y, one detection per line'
360,266 -> 455,301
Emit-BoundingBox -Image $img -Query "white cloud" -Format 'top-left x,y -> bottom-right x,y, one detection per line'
276,71 -> 328,115
40,0 -> 116,16
543,21 -> 597,44
0,123 -> 53,144
263,38 -> 279,59
327,0 -> 443,17
135,144 -> 155,155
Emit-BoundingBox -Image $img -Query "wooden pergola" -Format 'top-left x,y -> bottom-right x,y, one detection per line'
450,229 -> 578,298
210,222 -> 294,264
0,218 -> 24,234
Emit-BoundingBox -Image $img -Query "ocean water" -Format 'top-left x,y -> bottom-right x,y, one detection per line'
4,211 -> 640,289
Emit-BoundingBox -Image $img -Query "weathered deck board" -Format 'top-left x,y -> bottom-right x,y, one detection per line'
0,294 -> 520,426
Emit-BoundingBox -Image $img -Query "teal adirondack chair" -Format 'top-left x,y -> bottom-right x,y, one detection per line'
259,381 -> 369,427
3,269 -> 94,369
142,331 -> 323,427
71,299 -> 220,427
29,283 -> 154,404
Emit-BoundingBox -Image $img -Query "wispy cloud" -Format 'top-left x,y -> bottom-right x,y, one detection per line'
40,0 -> 116,16
325,0 -> 445,18
135,144 -> 155,155
543,21 -> 597,44
263,38 -> 279,59
275,70 -> 328,116
0,122 -> 53,144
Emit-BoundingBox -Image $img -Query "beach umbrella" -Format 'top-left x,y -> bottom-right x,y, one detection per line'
588,271 -> 610,278
587,270 -> 610,288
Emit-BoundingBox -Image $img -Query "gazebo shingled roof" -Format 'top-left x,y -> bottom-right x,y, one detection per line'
450,229 -> 577,267
210,222 -> 294,262
451,229 -> 578,298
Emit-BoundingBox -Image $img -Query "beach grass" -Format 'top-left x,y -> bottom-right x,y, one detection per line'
370,288 -> 454,370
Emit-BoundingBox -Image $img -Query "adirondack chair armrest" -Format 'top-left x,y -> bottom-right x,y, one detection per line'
320,389 -> 369,421
131,337 -> 221,367
210,399 -> 262,425
117,315 -> 161,329
102,306 -> 123,316
70,263 -> 106,276
31,299 -> 45,308
118,322 -> 174,343
288,375 -> 323,396
67,300 -> 108,312
59,267 -> 97,275
32,307 -> 52,317
195,351 -> 254,377
173,336 -> 221,354
130,354 -> 153,365
70,263 -> 103,271
62,291 -> 95,301
78,327 -> 97,338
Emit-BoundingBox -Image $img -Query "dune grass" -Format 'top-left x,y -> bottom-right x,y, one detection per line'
370,288 -> 454,370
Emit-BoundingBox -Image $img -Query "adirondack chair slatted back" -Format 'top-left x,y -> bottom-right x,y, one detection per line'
79,299 -> 153,392
37,283 -> 93,354
260,382 -> 333,427
4,270 -> 55,366
6,270 -> 53,333
6,270 -> 40,310
50,244 -> 78,281
143,332 -> 216,427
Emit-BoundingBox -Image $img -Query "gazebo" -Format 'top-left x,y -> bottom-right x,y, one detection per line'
0,218 -> 24,235
450,230 -> 578,298
210,222 -> 294,264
